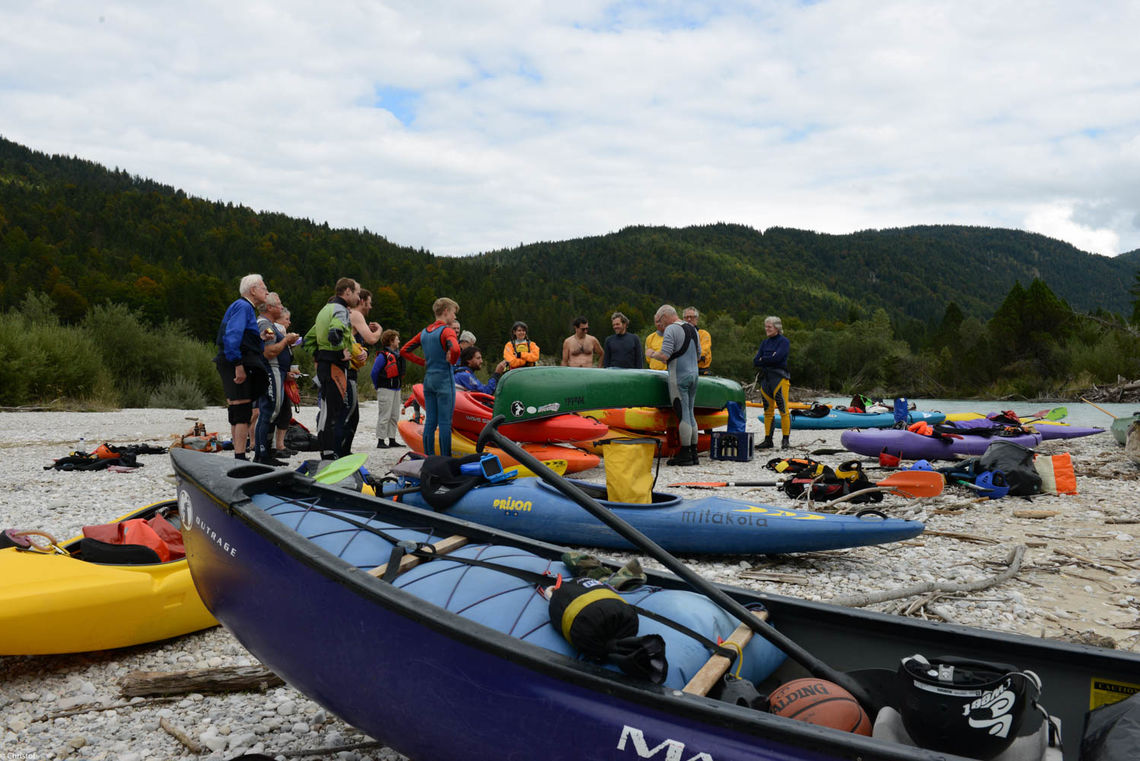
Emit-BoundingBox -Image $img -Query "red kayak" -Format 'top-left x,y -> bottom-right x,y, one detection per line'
408,385 -> 609,443
397,420 -> 601,474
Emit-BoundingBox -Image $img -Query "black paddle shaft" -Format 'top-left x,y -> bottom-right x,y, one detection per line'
475,415 -> 877,711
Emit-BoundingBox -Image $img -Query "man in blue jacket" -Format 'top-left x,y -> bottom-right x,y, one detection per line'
214,274 -> 271,462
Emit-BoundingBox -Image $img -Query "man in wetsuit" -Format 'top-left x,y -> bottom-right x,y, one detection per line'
561,316 -> 603,367
646,304 -> 701,466
603,312 -> 643,369
310,278 -> 360,459
214,274 -> 271,462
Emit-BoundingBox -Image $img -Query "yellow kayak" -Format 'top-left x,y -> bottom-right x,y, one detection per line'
0,500 -> 217,655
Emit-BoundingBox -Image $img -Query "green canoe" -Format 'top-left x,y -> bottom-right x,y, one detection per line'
1111,413 -> 1140,445
491,366 -> 745,423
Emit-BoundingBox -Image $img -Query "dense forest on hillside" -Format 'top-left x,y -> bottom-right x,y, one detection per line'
3,135 -> 1140,407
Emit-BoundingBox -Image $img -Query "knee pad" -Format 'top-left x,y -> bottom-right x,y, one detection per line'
228,401 -> 253,425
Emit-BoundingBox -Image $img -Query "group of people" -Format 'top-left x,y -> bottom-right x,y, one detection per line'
215,275 -> 397,464
558,308 -> 712,374
216,275 -> 792,465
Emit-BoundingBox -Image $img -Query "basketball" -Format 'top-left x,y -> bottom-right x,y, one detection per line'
767,678 -> 872,736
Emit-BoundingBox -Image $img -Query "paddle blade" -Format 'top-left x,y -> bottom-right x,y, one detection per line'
876,470 -> 943,498
1045,406 -> 1067,421
313,453 -> 369,484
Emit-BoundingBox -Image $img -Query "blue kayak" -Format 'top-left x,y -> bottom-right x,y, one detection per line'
387,477 -> 923,554
767,408 -> 945,430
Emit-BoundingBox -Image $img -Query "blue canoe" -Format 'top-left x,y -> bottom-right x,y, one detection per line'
172,448 -> 1140,761
768,409 -> 946,430
387,477 -> 924,555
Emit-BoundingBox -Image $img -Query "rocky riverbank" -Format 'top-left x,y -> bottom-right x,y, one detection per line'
2,404 -> 1137,760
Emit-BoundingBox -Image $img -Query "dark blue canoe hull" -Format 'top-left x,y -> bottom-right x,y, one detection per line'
390,477 -> 924,554
172,450 -> 1140,761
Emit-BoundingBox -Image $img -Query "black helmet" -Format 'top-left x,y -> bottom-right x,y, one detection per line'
896,654 -> 1041,760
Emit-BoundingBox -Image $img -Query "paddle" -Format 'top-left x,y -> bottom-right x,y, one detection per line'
668,470 -> 944,498
1081,397 -> 1118,420
474,414 -> 879,712
1023,406 -> 1068,423
313,453 -> 369,484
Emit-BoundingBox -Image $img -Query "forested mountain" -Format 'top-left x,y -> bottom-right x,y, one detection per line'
2,135 -> 1136,360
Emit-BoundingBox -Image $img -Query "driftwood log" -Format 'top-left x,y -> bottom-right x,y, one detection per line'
828,544 -> 1026,608
120,665 -> 284,697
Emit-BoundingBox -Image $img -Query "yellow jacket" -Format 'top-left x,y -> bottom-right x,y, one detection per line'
645,331 -> 666,371
504,339 -> 540,369
697,328 -> 712,370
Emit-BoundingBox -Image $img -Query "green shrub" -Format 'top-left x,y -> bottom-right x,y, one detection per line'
148,375 -> 208,409
0,313 -> 114,406
117,380 -> 152,409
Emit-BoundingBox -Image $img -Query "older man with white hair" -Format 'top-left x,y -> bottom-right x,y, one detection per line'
214,273 -> 271,462
646,304 -> 702,466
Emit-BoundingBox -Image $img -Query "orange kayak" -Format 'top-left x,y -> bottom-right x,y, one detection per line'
580,407 -> 728,433
574,426 -> 711,457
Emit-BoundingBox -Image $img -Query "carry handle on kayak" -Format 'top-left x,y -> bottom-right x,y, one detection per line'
474,414 -> 878,713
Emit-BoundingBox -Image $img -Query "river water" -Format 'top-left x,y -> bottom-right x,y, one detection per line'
813,397 -> 1139,429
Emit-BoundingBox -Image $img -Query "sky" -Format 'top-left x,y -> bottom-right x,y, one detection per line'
2,1 -> 1139,258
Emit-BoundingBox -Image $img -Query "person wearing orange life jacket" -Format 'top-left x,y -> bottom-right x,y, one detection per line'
372,329 -> 405,449
503,321 -> 540,369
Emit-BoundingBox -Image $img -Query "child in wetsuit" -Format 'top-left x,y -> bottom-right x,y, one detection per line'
401,298 -> 462,456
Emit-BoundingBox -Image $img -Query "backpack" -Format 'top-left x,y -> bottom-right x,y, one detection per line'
978,440 -> 1041,497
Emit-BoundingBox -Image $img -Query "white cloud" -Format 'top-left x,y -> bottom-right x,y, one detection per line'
1024,202 -> 1121,257
2,1 -> 1140,256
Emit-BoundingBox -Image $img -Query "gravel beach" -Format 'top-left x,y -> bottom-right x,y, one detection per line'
2,402 -> 1137,760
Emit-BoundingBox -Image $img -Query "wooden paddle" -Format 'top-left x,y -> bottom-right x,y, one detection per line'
474,415 -> 879,713
668,470 -> 944,498
1081,397 -> 1118,420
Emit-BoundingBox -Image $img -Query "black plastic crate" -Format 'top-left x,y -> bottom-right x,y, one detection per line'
710,431 -> 754,462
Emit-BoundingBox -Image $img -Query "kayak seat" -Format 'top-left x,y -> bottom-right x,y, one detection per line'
79,538 -> 161,565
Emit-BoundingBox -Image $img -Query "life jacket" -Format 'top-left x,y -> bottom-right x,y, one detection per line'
509,340 -> 537,366
769,457 -> 882,503
383,349 -> 401,379
81,515 -> 185,562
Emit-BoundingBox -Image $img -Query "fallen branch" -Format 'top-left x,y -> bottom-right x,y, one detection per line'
1014,509 -> 1060,519
32,697 -> 178,723
160,716 -> 203,754
921,529 -> 1001,545
120,665 -> 284,697
829,544 -> 1026,608
281,741 -> 387,758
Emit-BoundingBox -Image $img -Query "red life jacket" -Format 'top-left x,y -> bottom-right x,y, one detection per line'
82,515 -> 185,562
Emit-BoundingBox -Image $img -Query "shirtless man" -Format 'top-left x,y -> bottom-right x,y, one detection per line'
561,316 -> 603,367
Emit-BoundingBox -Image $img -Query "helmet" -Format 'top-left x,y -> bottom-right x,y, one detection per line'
896,654 -> 1040,760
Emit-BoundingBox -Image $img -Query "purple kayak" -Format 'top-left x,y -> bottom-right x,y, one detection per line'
841,428 -> 1044,461
956,415 -> 1104,441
